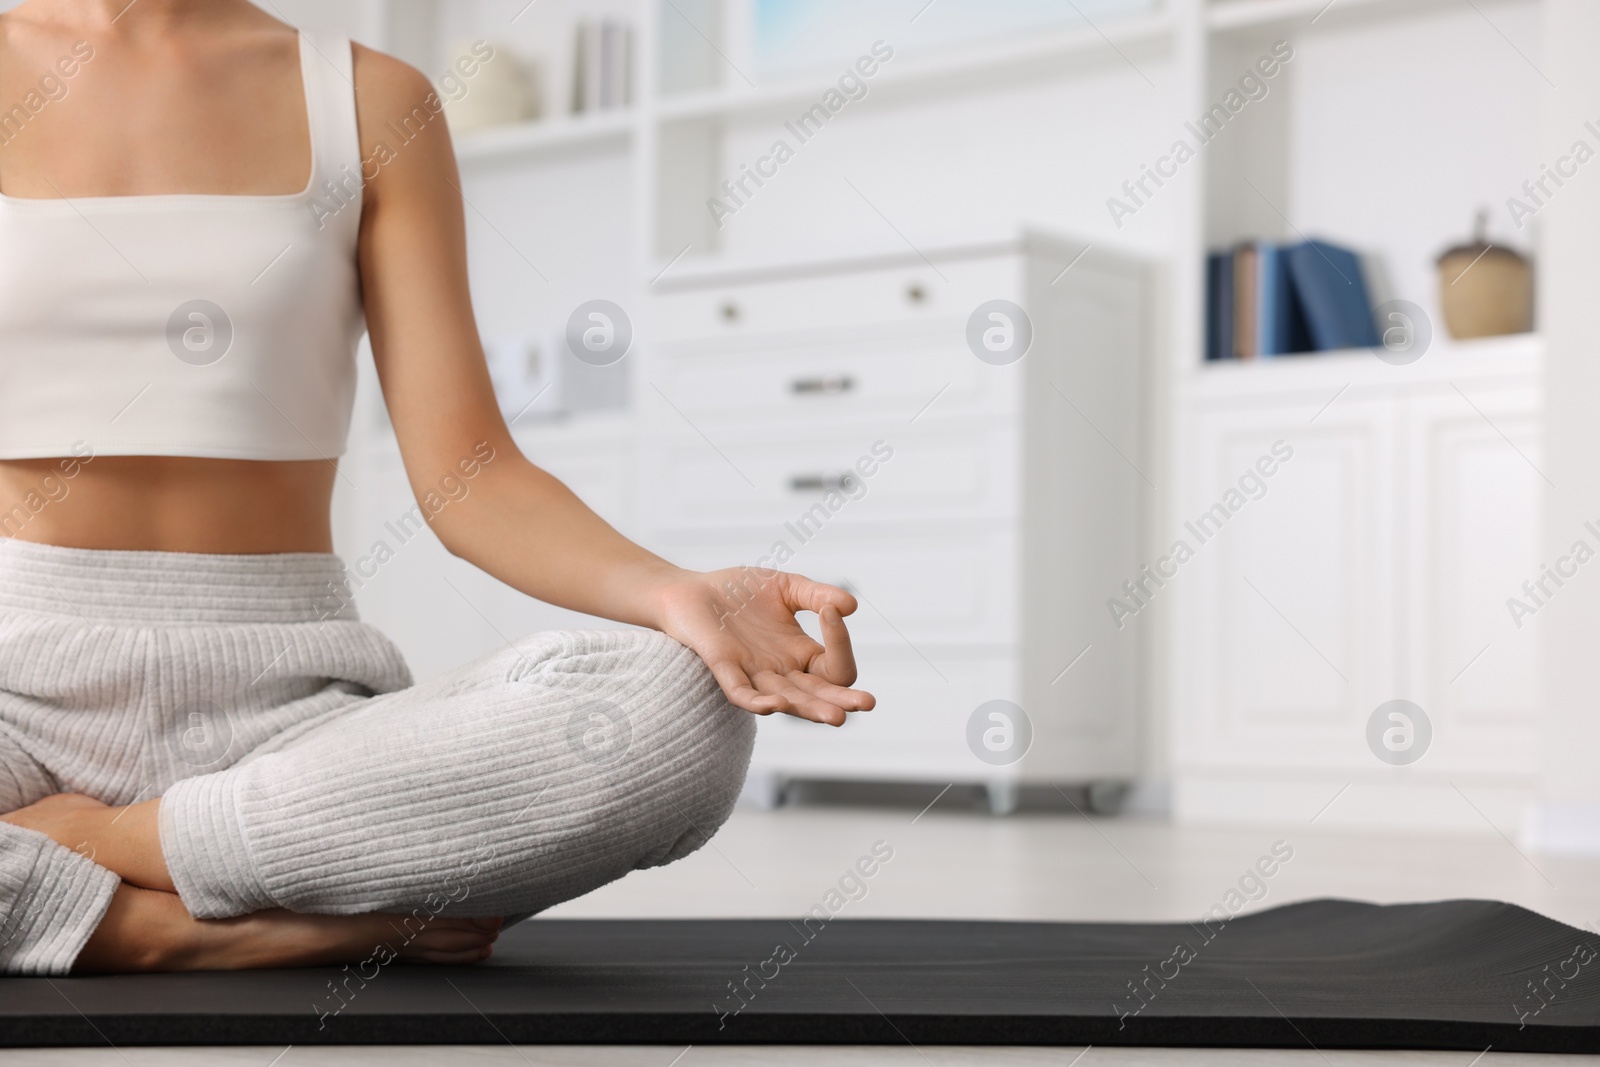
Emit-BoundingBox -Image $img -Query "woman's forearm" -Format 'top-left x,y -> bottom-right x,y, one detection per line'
424,449 -> 690,629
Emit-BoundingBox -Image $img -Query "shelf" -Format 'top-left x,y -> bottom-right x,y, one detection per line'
452,110 -> 634,165
1185,332 -> 1543,397
1205,0 -> 1519,33
644,230 -> 1124,293
655,12 -> 1175,124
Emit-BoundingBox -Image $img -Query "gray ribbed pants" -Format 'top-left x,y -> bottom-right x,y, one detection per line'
0,539 -> 755,974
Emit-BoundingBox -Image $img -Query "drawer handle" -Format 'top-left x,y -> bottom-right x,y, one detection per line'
789,472 -> 858,493
790,375 -> 855,395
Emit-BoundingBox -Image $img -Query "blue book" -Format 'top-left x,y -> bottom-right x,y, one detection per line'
1282,240 -> 1380,351
1256,243 -> 1314,356
1206,250 -> 1234,361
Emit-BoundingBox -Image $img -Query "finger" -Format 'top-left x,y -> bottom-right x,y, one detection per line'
709,659 -> 784,715
781,573 -> 859,618
788,670 -> 875,712
402,944 -> 494,964
407,916 -> 496,938
810,605 -> 860,686
751,673 -> 846,726
777,686 -> 846,727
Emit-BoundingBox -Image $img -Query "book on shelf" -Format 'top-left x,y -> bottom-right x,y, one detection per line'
1204,252 -> 1233,362
1283,241 -> 1381,352
1205,237 -> 1378,361
1233,243 -> 1257,360
572,19 -> 635,115
1257,241 -> 1314,356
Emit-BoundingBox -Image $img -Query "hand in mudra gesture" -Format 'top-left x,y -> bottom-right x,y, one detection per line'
652,568 -> 875,726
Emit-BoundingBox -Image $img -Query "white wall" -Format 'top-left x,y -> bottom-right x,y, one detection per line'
711,56 -> 1183,264
1530,0 -> 1600,853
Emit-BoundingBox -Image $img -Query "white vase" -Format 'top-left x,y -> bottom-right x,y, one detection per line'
439,39 -> 541,136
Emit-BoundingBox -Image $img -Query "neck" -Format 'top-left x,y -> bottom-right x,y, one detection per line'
10,0 -> 254,33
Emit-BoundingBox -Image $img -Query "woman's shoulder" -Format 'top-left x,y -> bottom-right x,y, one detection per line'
347,43 -> 458,208
352,43 -> 439,117
352,43 -> 452,148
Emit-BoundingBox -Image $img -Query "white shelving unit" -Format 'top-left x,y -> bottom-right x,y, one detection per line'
452,108 -> 634,164
1172,0 -> 1547,829
324,0 -> 1549,821
351,0 -> 1543,374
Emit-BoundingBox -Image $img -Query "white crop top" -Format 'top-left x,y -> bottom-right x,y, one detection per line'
0,31 -> 365,461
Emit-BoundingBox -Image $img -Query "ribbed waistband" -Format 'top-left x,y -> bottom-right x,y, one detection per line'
0,539 -> 358,625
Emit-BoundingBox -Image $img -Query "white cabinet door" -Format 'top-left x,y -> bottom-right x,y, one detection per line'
1175,390 -> 1398,772
1400,381 -> 1542,775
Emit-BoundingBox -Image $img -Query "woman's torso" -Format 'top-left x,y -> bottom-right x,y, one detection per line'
0,5 -> 361,553
0,457 -> 335,552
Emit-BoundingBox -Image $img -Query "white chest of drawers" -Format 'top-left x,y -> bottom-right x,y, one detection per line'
642,234 -> 1152,813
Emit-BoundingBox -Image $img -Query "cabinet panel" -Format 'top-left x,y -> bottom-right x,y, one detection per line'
653,256 -> 1015,343
1402,383 -> 1541,772
1176,368 -> 1543,788
1176,393 -> 1396,770
639,423 -> 1020,532
648,332 -> 1020,425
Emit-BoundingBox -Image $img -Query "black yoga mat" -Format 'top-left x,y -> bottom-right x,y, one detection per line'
2,899 -> 1597,1050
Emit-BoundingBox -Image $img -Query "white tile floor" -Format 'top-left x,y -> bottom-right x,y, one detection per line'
5,802 -> 1599,1067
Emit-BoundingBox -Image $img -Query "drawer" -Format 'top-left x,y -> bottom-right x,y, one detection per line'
638,424 -> 1019,532
652,255 -> 1018,344
747,654 -> 1024,780
655,529 -> 1020,648
648,332 -> 1021,424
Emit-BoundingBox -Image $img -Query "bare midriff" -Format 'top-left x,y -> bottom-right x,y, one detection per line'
0,457 -> 336,554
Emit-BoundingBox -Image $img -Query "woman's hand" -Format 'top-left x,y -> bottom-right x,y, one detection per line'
648,568 -> 876,726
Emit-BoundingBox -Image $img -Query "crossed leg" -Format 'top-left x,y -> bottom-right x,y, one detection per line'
0,723 -> 124,974
7,629 -> 755,971
4,756 -> 502,973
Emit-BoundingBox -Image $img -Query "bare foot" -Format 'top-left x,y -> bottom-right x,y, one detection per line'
74,883 -> 504,973
14,797 -> 505,972
2,793 -> 172,891
1,792 -> 107,844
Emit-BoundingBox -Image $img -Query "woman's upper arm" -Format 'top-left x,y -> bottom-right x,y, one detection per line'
350,45 -> 510,480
